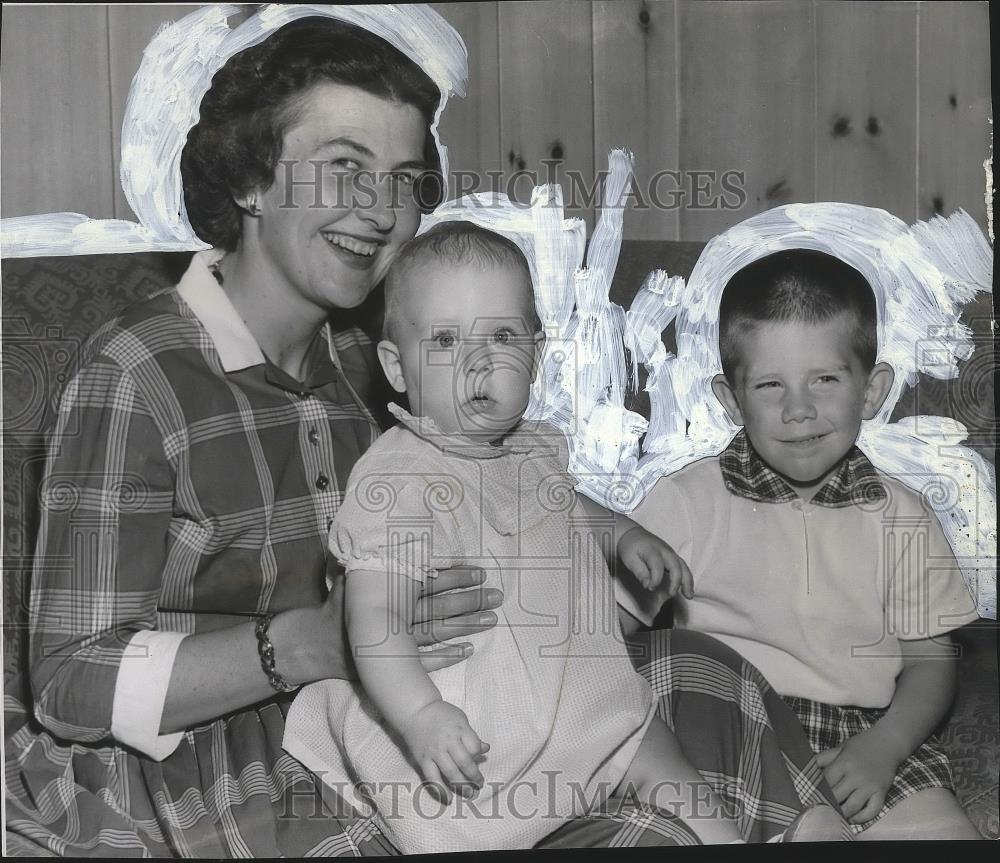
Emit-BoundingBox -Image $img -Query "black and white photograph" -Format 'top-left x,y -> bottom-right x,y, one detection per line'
1,1 -> 996,855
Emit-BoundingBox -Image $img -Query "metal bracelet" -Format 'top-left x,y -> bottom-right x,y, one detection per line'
254,613 -> 296,693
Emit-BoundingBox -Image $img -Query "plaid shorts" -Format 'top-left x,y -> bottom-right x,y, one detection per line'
783,696 -> 955,832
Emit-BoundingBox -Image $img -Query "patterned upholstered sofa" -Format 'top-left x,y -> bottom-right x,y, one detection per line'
2,243 -> 996,837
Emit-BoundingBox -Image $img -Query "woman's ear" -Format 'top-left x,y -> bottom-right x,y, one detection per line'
861,361 -> 895,420
711,373 -> 744,425
235,189 -> 262,217
377,340 -> 407,394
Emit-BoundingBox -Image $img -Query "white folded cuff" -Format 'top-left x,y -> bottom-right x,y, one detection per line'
112,630 -> 188,760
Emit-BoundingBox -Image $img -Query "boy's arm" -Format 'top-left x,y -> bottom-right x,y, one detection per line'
345,569 -> 488,798
815,634 -> 957,824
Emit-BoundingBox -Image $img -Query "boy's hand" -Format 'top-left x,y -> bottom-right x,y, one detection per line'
815,728 -> 899,824
403,700 -> 490,802
618,526 -> 694,598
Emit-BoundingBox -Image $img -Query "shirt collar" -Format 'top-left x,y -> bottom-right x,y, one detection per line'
175,249 -> 343,387
719,429 -> 886,507
388,402 -> 535,460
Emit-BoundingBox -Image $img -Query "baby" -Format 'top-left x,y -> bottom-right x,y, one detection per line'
284,223 -> 839,852
630,249 -> 982,839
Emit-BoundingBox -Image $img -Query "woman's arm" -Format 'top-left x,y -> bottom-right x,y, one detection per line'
159,566 -> 502,733
29,358 -> 177,744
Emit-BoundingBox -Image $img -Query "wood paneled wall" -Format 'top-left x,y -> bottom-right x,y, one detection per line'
1,2 -> 991,241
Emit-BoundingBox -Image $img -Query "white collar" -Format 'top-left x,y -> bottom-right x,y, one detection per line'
175,249 -> 342,374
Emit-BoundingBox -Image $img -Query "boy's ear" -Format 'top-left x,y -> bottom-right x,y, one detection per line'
861,361 -> 895,420
377,340 -> 408,394
711,374 -> 744,425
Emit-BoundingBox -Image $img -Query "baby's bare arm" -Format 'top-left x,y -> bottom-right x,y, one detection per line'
345,570 -> 488,798
573,493 -> 693,597
344,569 -> 439,728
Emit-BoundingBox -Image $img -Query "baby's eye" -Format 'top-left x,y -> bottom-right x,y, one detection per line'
816,375 -> 840,384
755,381 -> 781,390
492,328 -> 514,345
434,332 -> 456,349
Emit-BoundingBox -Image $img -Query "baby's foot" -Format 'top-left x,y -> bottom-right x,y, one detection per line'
769,804 -> 849,842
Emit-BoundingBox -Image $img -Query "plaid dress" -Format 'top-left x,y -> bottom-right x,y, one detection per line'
3,260 -> 837,855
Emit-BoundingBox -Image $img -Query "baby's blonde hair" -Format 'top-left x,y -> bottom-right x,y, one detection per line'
383,222 -> 540,342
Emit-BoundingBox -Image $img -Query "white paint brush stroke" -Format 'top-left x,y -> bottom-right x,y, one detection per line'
0,3 -> 467,257
1,5 -> 992,619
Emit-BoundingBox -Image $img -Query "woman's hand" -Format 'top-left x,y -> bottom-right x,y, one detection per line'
411,566 -> 503,672
296,565 -> 500,684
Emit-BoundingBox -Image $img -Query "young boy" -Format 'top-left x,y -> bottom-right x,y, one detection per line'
630,249 -> 982,839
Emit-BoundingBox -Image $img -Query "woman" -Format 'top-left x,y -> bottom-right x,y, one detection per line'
5,9 -> 837,857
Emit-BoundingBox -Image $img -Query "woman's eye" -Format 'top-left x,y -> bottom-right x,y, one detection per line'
492,328 -> 513,345
391,171 -> 416,187
330,158 -> 361,173
434,332 -> 456,349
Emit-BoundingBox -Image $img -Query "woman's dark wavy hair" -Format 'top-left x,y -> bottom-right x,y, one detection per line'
181,16 -> 442,251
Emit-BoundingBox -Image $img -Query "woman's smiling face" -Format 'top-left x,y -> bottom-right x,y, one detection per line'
252,81 -> 428,313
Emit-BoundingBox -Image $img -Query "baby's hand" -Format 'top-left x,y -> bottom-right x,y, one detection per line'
618,526 -> 694,598
815,728 -> 899,824
402,700 -> 490,802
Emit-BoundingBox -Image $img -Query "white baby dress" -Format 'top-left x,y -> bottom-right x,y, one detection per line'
283,405 -> 655,853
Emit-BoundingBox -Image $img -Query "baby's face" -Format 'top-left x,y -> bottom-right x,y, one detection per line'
385,260 -> 543,442
718,315 -> 881,492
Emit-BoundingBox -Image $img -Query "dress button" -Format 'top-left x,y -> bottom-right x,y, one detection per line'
315,474 -> 330,491
307,428 -> 320,445
297,390 -> 310,400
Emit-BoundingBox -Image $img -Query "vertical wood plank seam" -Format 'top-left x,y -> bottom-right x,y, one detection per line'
915,1 -> 921,219
489,1 -> 501,177
589,1 -> 597,232
494,1 -> 502,174
106,4 -> 117,220
673,0 -> 681,240
494,1 -> 503,174
813,0 -> 818,206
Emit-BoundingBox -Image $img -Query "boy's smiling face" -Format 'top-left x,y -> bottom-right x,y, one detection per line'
712,313 -> 893,497
378,259 -> 544,442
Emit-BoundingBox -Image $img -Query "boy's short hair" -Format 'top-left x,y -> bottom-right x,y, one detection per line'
383,221 -> 539,341
718,249 -> 878,381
